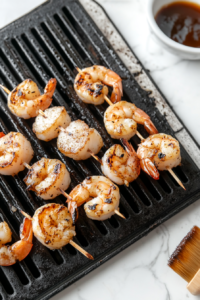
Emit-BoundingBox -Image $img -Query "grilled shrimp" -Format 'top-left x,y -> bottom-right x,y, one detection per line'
8,78 -> 57,119
24,158 -> 71,199
32,106 -> 71,141
74,66 -> 123,105
32,203 -> 76,250
104,101 -> 158,140
101,139 -> 140,186
137,134 -> 181,180
0,218 -> 33,266
57,120 -> 104,160
68,176 -> 120,221
0,132 -> 34,176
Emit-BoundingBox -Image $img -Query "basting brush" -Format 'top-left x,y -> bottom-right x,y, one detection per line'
168,226 -> 200,295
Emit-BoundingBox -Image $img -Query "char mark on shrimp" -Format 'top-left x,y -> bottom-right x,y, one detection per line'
88,204 -> 98,210
53,163 -> 62,174
57,205 -> 66,213
168,143 -> 174,148
104,198 -> 112,204
94,84 -> 103,97
158,153 -> 166,159
75,74 -> 85,87
17,89 -> 23,97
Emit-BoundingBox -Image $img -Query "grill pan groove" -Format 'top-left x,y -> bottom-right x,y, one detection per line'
0,0 -> 199,299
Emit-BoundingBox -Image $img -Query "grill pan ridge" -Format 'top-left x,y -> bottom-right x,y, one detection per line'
0,0 -> 199,299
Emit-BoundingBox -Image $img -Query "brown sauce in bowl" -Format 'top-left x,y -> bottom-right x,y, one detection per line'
155,1 -> 200,47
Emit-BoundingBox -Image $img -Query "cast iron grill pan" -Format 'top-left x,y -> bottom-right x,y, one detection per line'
0,0 -> 199,299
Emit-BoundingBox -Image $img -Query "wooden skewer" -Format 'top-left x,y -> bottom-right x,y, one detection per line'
104,95 -> 113,106
39,110 -> 47,118
23,162 -> 32,170
88,150 -> 103,165
0,84 -> 11,94
69,240 -> 94,260
168,168 -> 186,191
136,131 -> 144,141
59,189 -> 73,202
114,210 -> 126,219
21,210 -> 33,220
124,180 -> 129,187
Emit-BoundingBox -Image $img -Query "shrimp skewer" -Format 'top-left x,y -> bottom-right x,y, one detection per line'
32,106 -> 71,141
57,120 -> 104,161
0,132 -> 34,176
137,133 -> 185,190
23,158 -> 71,200
0,218 -> 33,266
0,78 -> 57,119
21,204 -> 93,260
75,66 -> 122,104
61,176 -> 125,222
75,66 -> 157,139
90,139 -> 140,186
104,96 -> 184,189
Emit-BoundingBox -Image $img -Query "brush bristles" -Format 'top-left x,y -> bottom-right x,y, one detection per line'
168,226 -> 200,282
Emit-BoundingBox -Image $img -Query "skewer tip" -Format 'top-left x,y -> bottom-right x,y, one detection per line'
86,253 -> 94,260
168,169 -> 186,190
114,209 -> 126,219
69,240 -> 94,260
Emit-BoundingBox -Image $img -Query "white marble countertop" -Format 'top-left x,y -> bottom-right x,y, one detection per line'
1,1 -> 200,300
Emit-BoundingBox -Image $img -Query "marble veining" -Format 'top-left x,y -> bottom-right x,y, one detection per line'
0,1 -> 200,300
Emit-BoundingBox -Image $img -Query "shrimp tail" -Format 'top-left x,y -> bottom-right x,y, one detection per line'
68,201 -> 79,225
110,78 -> 123,103
120,138 -> 137,155
44,78 -> 57,96
140,158 -> 160,180
11,240 -> 33,262
0,132 -> 5,138
119,81 -> 123,97
133,108 -> 158,135
144,120 -> 158,135
20,218 -> 33,242
11,218 -> 33,263
110,85 -> 121,103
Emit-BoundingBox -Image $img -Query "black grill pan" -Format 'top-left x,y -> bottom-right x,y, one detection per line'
0,0 -> 199,299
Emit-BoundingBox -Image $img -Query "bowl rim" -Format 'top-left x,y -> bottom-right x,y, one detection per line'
147,0 -> 200,54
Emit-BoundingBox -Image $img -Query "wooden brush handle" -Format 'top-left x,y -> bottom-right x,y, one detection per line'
187,269 -> 200,295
